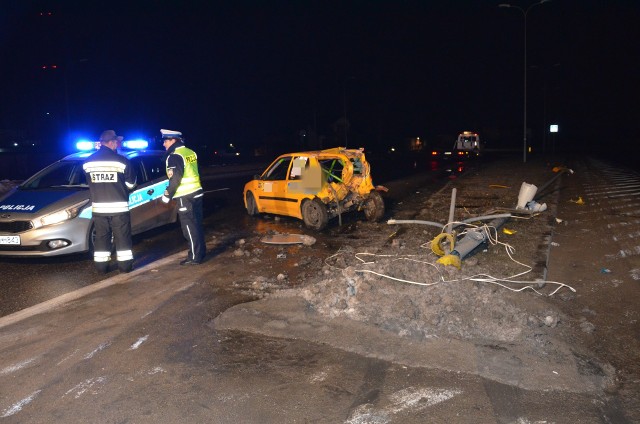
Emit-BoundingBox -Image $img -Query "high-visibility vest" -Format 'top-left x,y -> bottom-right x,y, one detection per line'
170,146 -> 202,197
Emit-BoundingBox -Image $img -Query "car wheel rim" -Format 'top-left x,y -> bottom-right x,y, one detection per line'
308,204 -> 321,224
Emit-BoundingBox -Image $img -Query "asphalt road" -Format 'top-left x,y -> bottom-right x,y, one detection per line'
0,170 -> 256,317
0,258 -> 610,424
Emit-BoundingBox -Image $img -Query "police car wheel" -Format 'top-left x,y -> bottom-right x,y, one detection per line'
87,224 -> 115,256
87,224 -> 97,256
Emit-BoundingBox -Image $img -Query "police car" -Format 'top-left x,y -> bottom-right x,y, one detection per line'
0,140 -> 177,257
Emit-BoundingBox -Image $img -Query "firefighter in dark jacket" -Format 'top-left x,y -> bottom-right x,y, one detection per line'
160,129 -> 206,265
83,130 -> 137,273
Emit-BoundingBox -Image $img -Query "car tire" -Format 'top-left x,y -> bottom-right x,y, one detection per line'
87,223 -> 96,257
246,192 -> 259,216
302,198 -> 329,230
363,190 -> 385,222
87,223 -> 116,257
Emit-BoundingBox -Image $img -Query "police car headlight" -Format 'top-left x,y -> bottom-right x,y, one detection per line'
32,200 -> 90,229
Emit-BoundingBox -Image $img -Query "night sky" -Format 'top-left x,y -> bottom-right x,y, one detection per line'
1,0 -> 638,161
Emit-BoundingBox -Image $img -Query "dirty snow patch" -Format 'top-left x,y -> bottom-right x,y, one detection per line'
83,342 -> 111,359
141,308 -> 158,319
298,252 -> 553,343
56,349 -> 80,366
345,404 -> 390,424
64,376 -> 107,399
147,366 -> 166,375
309,371 -> 328,383
1,390 -> 42,417
1,357 -> 37,375
387,387 -> 462,414
344,387 -> 461,424
129,335 -> 149,350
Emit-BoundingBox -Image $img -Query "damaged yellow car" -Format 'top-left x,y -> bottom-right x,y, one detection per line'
243,147 -> 385,230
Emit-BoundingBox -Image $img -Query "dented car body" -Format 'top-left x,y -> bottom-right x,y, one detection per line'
243,147 -> 385,230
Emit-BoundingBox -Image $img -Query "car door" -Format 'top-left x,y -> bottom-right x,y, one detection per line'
140,154 -> 176,225
256,156 -> 293,216
128,154 -> 173,234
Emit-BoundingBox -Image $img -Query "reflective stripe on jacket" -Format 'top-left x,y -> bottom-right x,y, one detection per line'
83,147 -> 136,215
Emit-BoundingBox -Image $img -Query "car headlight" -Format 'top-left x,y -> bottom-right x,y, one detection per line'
32,199 -> 90,229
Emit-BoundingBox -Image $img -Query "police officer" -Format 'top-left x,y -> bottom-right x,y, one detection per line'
160,129 -> 206,265
83,130 -> 137,273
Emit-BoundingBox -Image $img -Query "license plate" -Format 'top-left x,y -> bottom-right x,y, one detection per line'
0,235 -> 20,245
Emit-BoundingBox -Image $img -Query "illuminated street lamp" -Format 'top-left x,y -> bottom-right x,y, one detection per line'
499,0 -> 551,163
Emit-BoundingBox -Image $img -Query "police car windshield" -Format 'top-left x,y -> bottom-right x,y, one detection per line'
21,161 -> 89,190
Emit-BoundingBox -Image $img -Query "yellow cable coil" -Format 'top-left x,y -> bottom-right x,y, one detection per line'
432,233 -> 461,269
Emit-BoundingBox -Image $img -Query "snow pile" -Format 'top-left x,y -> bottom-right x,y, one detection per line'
297,246 -> 562,343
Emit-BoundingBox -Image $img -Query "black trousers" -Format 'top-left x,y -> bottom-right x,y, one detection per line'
93,212 -> 133,273
177,194 -> 206,262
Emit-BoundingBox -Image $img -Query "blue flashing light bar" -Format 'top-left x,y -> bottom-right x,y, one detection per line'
76,140 -> 97,151
122,139 -> 149,149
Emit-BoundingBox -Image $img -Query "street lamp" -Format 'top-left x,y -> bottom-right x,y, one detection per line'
499,0 -> 551,163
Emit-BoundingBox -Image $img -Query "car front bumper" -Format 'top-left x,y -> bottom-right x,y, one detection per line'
0,217 -> 92,257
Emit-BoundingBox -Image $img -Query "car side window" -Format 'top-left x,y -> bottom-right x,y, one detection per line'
289,156 -> 309,181
263,157 -> 292,181
70,163 -> 89,185
138,156 -> 167,183
351,158 -> 363,175
129,158 -> 147,185
319,158 -> 344,183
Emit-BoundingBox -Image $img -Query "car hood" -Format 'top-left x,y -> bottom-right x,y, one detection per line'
0,188 -> 87,215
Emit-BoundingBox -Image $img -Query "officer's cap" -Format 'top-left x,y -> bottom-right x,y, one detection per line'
160,129 -> 182,139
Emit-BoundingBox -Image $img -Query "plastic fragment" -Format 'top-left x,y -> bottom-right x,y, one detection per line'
502,228 -> 517,235
570,196 -> 585,205
261,234 -> 316,245
526,200 -> 547,212
436,254 -> 461,269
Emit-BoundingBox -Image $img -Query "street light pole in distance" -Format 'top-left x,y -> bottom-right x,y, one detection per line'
499,0 -> 552,163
